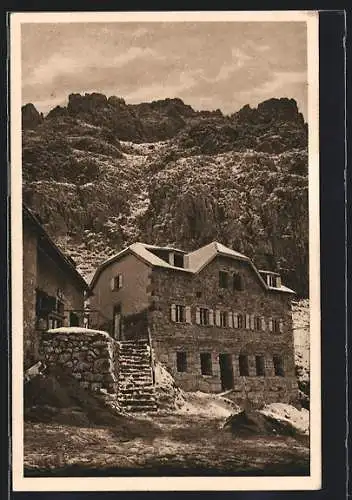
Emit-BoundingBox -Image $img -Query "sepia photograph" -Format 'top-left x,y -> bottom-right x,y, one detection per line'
11,11 -> 320,491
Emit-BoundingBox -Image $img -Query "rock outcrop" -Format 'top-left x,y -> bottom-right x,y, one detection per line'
22,94 -> 309,296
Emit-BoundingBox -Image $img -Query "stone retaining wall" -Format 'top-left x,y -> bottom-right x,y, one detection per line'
40,327 -> 119,393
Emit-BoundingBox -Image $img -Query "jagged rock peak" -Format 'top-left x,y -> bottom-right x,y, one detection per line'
21,103 -> 44,130
236,98 -> 304,124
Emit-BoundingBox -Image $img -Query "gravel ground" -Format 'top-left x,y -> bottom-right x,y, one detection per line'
24,411 -> 309,477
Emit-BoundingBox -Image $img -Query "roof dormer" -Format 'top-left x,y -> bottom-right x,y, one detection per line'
258,270 -> 282,288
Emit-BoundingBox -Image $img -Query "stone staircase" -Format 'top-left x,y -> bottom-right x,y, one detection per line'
117,340 -> 157,412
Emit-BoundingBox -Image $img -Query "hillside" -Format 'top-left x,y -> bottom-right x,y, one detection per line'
22,93 -> 308,295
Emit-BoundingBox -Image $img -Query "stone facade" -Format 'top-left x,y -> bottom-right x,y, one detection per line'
23,206 -> 88,368
89,242 -> 298,406
148,256 -> 298,405
40,328 -> 119,393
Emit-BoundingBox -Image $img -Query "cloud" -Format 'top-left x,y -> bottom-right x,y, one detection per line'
24,46 -> 164,87
254,71 -> 307,94
124,71 -> 200,103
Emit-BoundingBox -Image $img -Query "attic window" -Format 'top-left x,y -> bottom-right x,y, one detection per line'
219,271 -> 228,288
174,253 -> 184,268
233,272 -> 243,291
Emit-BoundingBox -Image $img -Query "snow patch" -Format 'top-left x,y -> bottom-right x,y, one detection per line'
46,327 -> 111,338
260,403 -> 309,435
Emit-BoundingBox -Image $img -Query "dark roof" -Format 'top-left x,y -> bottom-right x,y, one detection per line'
23,205 -> 89,292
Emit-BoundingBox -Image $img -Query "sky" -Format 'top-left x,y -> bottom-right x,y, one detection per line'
21,22 -> 307,118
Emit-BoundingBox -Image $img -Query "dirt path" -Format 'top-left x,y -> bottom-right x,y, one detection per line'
24,412 -> 309,477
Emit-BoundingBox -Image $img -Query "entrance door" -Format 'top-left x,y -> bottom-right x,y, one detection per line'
113,305 -> 122,340
219,353 -> 234,390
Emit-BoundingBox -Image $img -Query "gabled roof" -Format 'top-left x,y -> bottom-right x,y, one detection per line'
89,240 -> 296,294
23,205 -> 89,292
185,241 -> 249,273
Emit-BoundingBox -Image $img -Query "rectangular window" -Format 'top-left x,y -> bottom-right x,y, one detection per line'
220,311 -> 228,328
273,355 -> 285,376
255,355 -> 265,376
196,291 -> 202,298
254,316 -> 262,331
200,307 -> 209,325
219,270 -> 228,288
237,314 -> 243,329
239,355 -> 249,376
175,305 -> 186,323
112,274 -> 123,290
200,352 -> 213,375
176,351 -> 187,372
233,272 -> 243,291
273,319 -> 281,333
174,253 -> 184,268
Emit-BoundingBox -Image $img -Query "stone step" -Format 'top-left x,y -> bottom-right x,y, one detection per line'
119,363 -> 151,369
119,355 -> 150,360
119,378 -> 153,383
121,406 -> 157,413
118,391 -> 155,399
119,398 -> 157,406
119,371 -> 152,375
119,351 -> 149,356
119,340 -> 149,345
119,388 -> 155,394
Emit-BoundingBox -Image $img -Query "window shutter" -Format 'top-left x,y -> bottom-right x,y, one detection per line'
233,313 -> 238,328
250,314 -> 255,330
215,310 -> 221,327
110,277 -> 115,291
171,304 -> 176,322
228,311 -> 234,328
279,319 -> 284,333
209,309 -> 214,326
245,314 -> 250,329
268,317 -> 273,332
185,306 -> 192,324
261,316 -> 266,331
196,307 -> 201,325
118,274 -> 123,288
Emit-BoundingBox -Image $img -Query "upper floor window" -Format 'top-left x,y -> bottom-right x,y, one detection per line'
254,316 -> 262,331
233,272 -> 243,291
272,319 -> 282,333
111,274 -> 123,291
220,311 -> 228,328
237,313 -> 244,329
175,304 -> 186,323
200,307 -> 210,326
219,270 -> 228,288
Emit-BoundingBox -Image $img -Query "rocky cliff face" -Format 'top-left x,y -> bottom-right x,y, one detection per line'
22,94 -> 308,296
